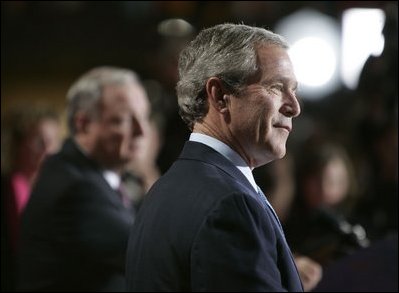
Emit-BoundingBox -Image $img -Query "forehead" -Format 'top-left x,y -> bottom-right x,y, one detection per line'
256,45 -> 296,83
101,82 -> 149,113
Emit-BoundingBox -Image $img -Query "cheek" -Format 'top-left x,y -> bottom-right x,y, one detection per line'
244,105 -> 270,128
110,132 -> 131,151
253,108 -> 275,142
104,122 -> 132,139
98,128 -> 125,153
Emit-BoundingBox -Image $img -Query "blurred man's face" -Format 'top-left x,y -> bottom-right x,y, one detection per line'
228,45 -> 301,168
91,82 -> 150,170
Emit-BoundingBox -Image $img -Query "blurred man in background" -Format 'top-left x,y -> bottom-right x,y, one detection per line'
17,67 -> 150,291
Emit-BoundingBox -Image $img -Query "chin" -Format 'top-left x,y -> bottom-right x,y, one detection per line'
120,156 -> 133,165
253,143 -> 286,167
268,142 -> 286,159
255,152 -> 283,168
276,149 -> 286,159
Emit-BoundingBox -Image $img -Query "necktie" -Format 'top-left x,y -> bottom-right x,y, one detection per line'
117,182 -> 132,209
256,186 -> 285,236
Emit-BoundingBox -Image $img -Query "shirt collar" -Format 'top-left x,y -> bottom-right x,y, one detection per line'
189,133 -> 258,192
102,170 -> 121,190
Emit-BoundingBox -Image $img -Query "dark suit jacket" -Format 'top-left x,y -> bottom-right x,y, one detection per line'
126,141 -> 303,292
18,139 -> 134,292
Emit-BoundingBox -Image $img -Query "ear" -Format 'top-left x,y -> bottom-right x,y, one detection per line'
74,111 -> 92,134
205,77 -> 230,114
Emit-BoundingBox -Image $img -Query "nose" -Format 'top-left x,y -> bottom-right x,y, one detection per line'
280,90 -> 301,118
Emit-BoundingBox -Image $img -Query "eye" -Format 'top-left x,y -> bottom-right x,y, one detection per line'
109,116 -> 124,125
270,83 -> 284,94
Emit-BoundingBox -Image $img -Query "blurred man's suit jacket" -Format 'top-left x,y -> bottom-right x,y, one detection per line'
18,138 -> 134,292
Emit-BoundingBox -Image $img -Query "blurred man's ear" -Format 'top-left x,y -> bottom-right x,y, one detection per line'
74,112 -> 92,134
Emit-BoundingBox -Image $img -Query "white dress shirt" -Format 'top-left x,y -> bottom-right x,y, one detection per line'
189,133 -> 258,193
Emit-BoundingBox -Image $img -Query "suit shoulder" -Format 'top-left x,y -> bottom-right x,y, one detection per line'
40,152 -> 85,178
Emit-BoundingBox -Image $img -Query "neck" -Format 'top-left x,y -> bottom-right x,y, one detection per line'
193,121 -> 255,168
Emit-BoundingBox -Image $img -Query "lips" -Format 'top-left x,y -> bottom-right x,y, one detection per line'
273,124 -> 292,133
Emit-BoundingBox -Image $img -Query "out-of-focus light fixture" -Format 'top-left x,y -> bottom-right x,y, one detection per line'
275,9 -> 340,100
157,18 -> 194,37
341,8 -> 385,90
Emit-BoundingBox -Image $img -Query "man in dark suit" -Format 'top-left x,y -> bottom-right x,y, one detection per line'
126,24 -> 303,291
18,67 -> 150,291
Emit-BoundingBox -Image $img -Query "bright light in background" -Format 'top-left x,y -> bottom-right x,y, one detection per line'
289,37 -> 336,87
275,9 -> 340,100
341,8 -> 385,89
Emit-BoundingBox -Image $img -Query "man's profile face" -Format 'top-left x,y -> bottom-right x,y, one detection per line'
92,82 -> 150,169
228,45 -> 301,167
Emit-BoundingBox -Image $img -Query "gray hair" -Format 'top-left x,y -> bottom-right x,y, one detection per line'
66,66 -> 138,134
177,23 -> 289,130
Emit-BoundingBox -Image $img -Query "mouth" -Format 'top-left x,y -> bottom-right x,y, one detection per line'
273,124 -> 292,133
